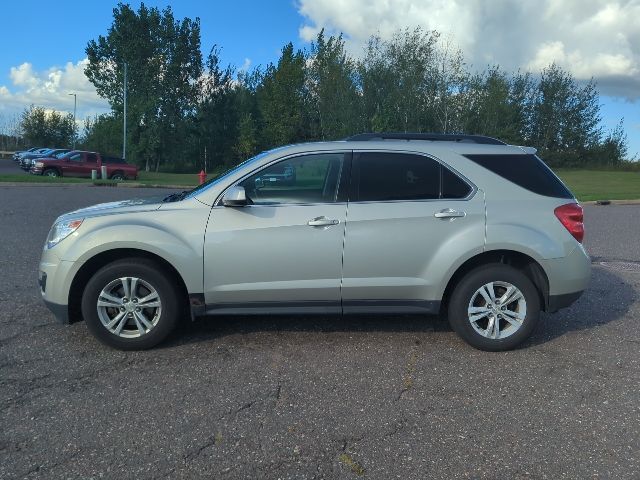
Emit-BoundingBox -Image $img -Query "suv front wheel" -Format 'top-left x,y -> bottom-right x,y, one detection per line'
81,258 -> 181,350
448,264 -> 540,351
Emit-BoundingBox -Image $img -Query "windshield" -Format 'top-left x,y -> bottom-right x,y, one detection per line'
183,150 -> 274,200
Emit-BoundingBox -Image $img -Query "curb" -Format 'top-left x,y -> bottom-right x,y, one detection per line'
582,199 -> 640,205
0,182 -> 192,189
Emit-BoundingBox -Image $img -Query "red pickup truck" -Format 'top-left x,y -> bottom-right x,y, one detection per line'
30,150 -> 138,180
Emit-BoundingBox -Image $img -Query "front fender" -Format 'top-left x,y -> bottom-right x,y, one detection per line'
58,215 -> 206,296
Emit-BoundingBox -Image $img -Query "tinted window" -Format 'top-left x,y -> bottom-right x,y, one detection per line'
442,166 -> 472,198
69,153 -> 83,162
86,153 -> 98,163
464,154 -> 573,199
239,153 -> 345,205
104,156 -> 125,164
354,152 -> 440,201
354,152 -> 472,201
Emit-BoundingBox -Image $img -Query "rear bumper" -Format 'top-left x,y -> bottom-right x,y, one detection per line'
541,244 -> 591,296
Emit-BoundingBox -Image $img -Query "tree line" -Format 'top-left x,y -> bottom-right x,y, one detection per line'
15,4 -> 632,170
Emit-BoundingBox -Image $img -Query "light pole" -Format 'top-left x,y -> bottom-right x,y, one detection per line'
68,93 -> 77,149
122,63 -> 127,160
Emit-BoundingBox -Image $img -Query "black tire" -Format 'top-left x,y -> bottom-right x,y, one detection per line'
81,258 -> 182,350
110,172 -> 125,181
448,264 -> 540,351
43,168 -> 59,177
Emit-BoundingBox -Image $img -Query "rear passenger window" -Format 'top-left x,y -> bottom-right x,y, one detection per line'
442,167 -> 472,198
355,152 -> 440,201
464,154 -> 573,199
353,152 -> 472,201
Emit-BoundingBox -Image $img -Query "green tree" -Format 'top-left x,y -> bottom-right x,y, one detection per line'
530,64 -> 602,166
257,43 -> 309,147
20,106 -> 76,148
308,30 -> 361,139
358,28 -> 444,133
459,67 -> 533,144
85,3 -> 202,170
194,46 -> 237,170
80,114 -> 123,156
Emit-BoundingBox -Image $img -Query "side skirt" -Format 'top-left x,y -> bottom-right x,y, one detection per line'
190,297 -> 441,317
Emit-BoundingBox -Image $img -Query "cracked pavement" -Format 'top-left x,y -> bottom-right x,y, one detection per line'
1,182 -> 639,479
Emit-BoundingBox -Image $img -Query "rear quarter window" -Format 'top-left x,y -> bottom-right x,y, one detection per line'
464,154 -> 573,199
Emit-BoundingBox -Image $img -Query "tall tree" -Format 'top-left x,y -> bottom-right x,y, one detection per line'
20,106 -> 76,148
257,43 -> 309,147
80,114 -> 124,156
308,30 -> 361,140
359,28 -> 441,133
530,64 -> 602,166
195,45 -> 237,170
85,3 -> 202,170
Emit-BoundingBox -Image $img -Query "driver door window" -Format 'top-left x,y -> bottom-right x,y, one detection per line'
239,153 -> 346,205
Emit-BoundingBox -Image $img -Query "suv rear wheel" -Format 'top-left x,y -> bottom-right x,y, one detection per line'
448,264 -> 540,351
81,258 -> 181,350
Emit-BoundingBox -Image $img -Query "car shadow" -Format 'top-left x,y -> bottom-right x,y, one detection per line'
162,264 -> 634,350
524,264 -> 635,347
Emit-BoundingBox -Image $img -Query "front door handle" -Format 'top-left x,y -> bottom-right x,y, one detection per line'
434,208 -> 466,219
307,216 -> 339,227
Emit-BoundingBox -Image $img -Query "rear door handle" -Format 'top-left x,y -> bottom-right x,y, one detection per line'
307,216 -> 339,227
434,208 -> 466,219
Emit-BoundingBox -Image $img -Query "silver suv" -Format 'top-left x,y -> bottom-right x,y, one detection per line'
39,133 -> 590,351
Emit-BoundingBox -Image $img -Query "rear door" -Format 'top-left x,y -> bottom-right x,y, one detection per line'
85,153 -> 99,178
341,151 -> 485,313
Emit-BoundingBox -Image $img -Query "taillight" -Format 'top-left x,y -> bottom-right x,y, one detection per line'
554,203 -> 584,243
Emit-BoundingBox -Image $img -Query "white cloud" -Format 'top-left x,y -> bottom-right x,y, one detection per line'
296,0 -> 640,99
0,58 -> 110,120
239,58 -> 252,72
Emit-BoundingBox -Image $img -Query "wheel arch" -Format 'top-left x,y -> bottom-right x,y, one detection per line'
441,249 -> 550,315
67,248 -> 189,323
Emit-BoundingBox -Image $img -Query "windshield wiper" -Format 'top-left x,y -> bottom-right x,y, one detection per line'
162,190 -> 190,202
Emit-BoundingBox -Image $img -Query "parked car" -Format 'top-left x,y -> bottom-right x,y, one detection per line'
254,161 -> 296,186
31,150 -> 138,180
18,148 -> 50,169
13,147 -> 39,161
38,133 -> 590,351
20,148 -> 71,170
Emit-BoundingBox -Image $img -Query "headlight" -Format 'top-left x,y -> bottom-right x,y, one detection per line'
35,161 -> 44,168
46,219 -> 83,249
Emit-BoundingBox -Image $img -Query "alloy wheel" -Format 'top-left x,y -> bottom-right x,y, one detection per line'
96,277 -> 162,338
467,281 -> 527,340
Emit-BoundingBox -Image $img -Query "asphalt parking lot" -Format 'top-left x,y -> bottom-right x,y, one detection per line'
1,182 -> 639,479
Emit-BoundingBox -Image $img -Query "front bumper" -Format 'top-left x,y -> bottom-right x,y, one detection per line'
547,290 -> 584,312
39,249 -> 75,324
43,298 -> 70,323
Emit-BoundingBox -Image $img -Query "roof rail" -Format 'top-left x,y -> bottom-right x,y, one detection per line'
345,132 -> 506,145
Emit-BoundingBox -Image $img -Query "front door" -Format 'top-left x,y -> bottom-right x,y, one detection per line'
341,151 -> 485,313
62,152 -> 86,177
203,152 -> 349,314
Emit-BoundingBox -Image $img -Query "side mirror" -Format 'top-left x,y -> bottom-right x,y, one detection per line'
222,185 -> 247,207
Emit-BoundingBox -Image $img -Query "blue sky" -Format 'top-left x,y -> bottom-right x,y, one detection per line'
0,0 -> 638,157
